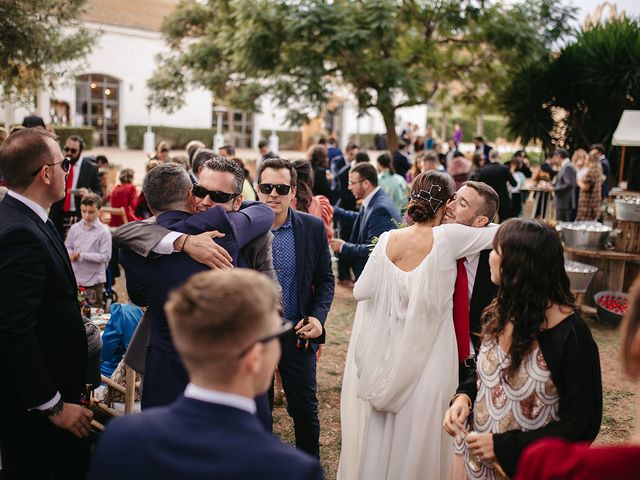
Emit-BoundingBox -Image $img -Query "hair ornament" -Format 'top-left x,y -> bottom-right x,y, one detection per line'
411,184 -> 443,213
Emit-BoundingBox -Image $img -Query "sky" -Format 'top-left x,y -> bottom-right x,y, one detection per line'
574,0 -> 640,24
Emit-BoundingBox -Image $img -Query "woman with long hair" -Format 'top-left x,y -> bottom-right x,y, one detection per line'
339,171 -> 498,480
576,151 -> 604,221
308,145 -> 333,199
230,156 -> 257,201
292,159 -> 333,240
516,275 -> 640,478
443,219 -> 602,479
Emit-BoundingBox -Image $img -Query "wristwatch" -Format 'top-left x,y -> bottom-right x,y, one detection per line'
39,398 -> 64,417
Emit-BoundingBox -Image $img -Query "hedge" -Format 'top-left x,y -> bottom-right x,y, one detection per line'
51,126 -> 95,150
125,125 -> 218,150
430,115 -> 516,143
259,130 -> 300,151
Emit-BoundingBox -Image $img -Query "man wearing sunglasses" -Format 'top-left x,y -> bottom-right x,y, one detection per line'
255,158 -> 334,458
117,162 -> 274,412
0,129 -> 94,479
87,269 -> 322,480
49,135 -> 102,236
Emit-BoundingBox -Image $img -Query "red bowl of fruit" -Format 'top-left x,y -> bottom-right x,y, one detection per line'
594,291 -> 629,327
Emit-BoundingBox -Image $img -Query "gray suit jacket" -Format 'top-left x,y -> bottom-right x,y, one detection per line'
554,162 -> 577,211
114,218 -> 278,373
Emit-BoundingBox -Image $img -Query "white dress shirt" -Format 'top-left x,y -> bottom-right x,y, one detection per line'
184,383 -> 256,414
69,157 -> 84,212
6,190 -> 62,411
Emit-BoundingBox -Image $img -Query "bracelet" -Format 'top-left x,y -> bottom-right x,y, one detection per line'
177,234 -> 189,252
451,393 -> 473,410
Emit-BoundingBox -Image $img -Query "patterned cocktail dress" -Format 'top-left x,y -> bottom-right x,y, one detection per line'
454,340 -> 560,479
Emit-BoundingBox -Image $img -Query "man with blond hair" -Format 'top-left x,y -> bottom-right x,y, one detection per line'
88,270 -> 323,480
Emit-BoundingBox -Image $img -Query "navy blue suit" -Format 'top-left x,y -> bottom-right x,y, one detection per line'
87,396 -> 323,480
120,203 -> 273,409
270,209 -> 334,458
0,194 -> 89,479
333,188 -> 401,279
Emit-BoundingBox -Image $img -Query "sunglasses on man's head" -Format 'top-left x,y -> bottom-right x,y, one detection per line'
63,146 -> 78,155
30,157 -> 71,176
192,184 -> 240,203
258,183 -> 293,195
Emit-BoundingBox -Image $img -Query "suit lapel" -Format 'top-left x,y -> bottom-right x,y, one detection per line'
39,220 -> 77,287
2,195 -> 77,286
291,210 -> 305,281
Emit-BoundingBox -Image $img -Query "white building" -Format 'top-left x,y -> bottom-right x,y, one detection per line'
2,0 -> 427,150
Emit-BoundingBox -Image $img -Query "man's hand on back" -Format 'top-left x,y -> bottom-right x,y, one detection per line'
182,231 -> 233,270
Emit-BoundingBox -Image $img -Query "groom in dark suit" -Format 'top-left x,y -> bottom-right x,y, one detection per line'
0,129 -> 94,479
331,162 -> 401,279
87,269 -> 323,480
443,181 -> 500,382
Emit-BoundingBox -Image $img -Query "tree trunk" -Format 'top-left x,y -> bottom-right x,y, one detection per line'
380,105 -> 398,152
476,111 -> 484,137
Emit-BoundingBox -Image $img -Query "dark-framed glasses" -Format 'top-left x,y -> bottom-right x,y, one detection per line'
348,179 -> 365,186
237,320 -> 294,358
258,183 -> 293,195
192,184 -> 240,203
30,157 -> 71,177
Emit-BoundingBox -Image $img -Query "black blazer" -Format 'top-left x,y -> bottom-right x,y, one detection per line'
290,209 -> 335,348
469,249 -> 497,351
0,195 -> 87,431
87,396 -> 323,480
477,162 -> 517,215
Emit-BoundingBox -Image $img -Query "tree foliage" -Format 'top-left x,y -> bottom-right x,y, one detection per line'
0,0 -> 94,104
501,17 -> 640,153
149,0 -> 573,149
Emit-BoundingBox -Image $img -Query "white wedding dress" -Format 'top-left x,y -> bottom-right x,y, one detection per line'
338,224 -> 497,480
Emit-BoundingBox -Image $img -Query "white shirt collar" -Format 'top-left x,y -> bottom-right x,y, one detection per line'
362,186 -> 381,209
184,383 -> 256,414
561,158 -> 571,168
6,190 -> 49,223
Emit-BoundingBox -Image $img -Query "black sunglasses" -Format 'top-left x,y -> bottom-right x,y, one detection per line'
30,157 -> 71,177
237,320 -> 294,357
63,146 -> 79,155
192,184 -> 240,203
258,183 -> 293,195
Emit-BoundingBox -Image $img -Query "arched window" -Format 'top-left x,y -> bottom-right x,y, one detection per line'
75,74 -> 120,146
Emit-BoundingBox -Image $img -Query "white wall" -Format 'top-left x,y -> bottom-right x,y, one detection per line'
51,22 -> 213,147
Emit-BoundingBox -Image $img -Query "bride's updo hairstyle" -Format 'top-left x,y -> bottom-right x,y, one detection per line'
406,170 -> 456,223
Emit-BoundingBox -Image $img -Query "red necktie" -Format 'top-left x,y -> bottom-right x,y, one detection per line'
453,257 -> 470,363
63,162 -> 75,212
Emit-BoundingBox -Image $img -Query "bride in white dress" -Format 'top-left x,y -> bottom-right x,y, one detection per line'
338,171 -> 497,480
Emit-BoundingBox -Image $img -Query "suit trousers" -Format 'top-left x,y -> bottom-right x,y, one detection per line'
0,411 -> 90,480
556,208 -> 572,222
141,345 -> 189,410
337,218 -> 354,280
269,333 -> 320,458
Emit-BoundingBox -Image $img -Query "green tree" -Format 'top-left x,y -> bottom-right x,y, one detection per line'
149,0 -> 573,150
0,0 -> 94,104
501,17 -> 640,153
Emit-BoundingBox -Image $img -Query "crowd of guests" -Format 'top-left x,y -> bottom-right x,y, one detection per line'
0,118 -> 636,480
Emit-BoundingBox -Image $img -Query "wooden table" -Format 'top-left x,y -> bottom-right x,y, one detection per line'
564,246 -> 640,307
